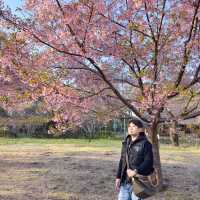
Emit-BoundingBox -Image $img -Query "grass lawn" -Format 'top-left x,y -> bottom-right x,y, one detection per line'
0,137 -> 200,200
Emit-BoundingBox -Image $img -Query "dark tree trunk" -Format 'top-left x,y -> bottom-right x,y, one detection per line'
147,123 -> 163,191
169,121 -> 179,146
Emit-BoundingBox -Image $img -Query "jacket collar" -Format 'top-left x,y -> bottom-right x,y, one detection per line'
125,132 -> 146,145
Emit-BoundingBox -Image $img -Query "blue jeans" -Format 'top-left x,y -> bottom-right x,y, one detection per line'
118,183 -> 142,200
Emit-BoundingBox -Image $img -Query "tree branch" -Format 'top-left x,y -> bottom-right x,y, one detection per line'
85,57 -> 149,122
174,0 -> 200,88
55,0 -> 86,53
82,4 -> 94,48
98,13 -> 152,39
144,2 -> 156,42
157,0 -> 167,41
79,87 -> 111,100
181,97 -> 200,117
121,58 -> 144,95
182,110 -> 200,120
112,78 -> 140,88
167,63 -> 200,99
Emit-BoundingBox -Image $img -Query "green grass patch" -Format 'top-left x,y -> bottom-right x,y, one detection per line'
0,137 -> 122,152
0,137 -> 119,145
0,137 -> 200,154
160,144 -> 200,154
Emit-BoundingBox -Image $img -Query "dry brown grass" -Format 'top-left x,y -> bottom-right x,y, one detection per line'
0,142 -> 200,200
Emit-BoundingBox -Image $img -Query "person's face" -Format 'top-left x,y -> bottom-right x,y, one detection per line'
128,122 -> 142,136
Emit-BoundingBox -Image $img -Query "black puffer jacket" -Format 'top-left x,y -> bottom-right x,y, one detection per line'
116,132 -> 154,183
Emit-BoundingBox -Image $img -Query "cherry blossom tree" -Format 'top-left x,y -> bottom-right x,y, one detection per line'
1,0 -> 200,187
0,29 -> 122,132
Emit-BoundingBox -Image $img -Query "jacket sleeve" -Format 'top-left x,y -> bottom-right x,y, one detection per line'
135,141 -> 154,175
116,142 -> 124,179
116,158 -> 122,179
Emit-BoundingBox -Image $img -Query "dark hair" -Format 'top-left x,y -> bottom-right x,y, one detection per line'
128,118 -> 144,128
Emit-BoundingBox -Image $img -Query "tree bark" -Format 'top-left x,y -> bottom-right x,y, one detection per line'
169,121 -> 179,146
147,124 -> 163,191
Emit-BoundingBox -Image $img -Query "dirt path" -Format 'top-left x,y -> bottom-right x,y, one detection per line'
0,144 -> 200,200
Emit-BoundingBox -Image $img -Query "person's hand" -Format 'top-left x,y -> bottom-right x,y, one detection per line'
127,169 -> 137,178
115,178 -> 121,192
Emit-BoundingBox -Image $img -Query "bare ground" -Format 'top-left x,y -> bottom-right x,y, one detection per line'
0,143 -> 200,200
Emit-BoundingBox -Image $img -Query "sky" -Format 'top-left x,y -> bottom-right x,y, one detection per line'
4,0 -> 73,12
4,0 -> 23,13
